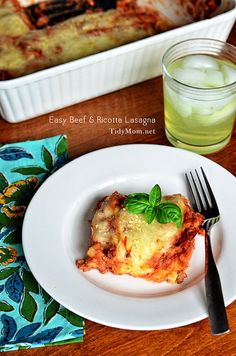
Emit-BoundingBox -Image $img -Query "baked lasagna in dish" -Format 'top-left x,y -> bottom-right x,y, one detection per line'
76,190 -> 204,284
0,0 -> 222,80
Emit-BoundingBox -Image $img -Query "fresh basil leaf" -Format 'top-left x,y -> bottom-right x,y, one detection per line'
149,184 -> 162,207
125,202 -> 148,214
144,205 -> 157,224
124,194 -> 149,214
156,202 -> 182,228
127,193 -> 149,200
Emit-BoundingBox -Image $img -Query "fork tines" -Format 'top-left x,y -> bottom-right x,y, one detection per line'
185,167 -> 220,218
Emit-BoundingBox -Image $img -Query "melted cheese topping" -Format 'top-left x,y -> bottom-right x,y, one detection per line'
117,207 -> 179,275
77,192 -> 203,284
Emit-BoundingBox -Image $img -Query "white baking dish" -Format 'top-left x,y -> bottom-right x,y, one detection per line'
0,1 -> 235,123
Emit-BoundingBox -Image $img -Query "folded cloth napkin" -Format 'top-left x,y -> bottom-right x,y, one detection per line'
0,135 -> 84,352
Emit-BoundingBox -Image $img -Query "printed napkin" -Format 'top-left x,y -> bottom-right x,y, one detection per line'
0,135 -> 84,352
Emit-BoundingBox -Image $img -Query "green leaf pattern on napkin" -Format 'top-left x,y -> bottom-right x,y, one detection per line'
0,135 -> 84,352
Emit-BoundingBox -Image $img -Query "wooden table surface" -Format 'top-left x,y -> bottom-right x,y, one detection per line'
0,23 -> 236,356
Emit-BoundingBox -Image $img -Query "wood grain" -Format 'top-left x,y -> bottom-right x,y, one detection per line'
0,21 -> 235,356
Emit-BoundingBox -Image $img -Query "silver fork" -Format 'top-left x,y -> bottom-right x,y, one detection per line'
185,167 -> 230,335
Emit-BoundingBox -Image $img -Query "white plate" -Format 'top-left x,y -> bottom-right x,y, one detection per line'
22,144 -> 236,330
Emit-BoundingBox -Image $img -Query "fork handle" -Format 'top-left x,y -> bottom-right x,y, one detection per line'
205,231 -> 230,335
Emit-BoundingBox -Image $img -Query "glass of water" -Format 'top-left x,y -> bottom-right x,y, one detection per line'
162,38 -> 236,154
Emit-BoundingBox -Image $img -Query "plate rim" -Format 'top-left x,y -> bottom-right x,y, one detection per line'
22,144 -> 236,330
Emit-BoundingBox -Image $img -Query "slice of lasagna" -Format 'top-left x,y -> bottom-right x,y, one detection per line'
76,191 -> 204,284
